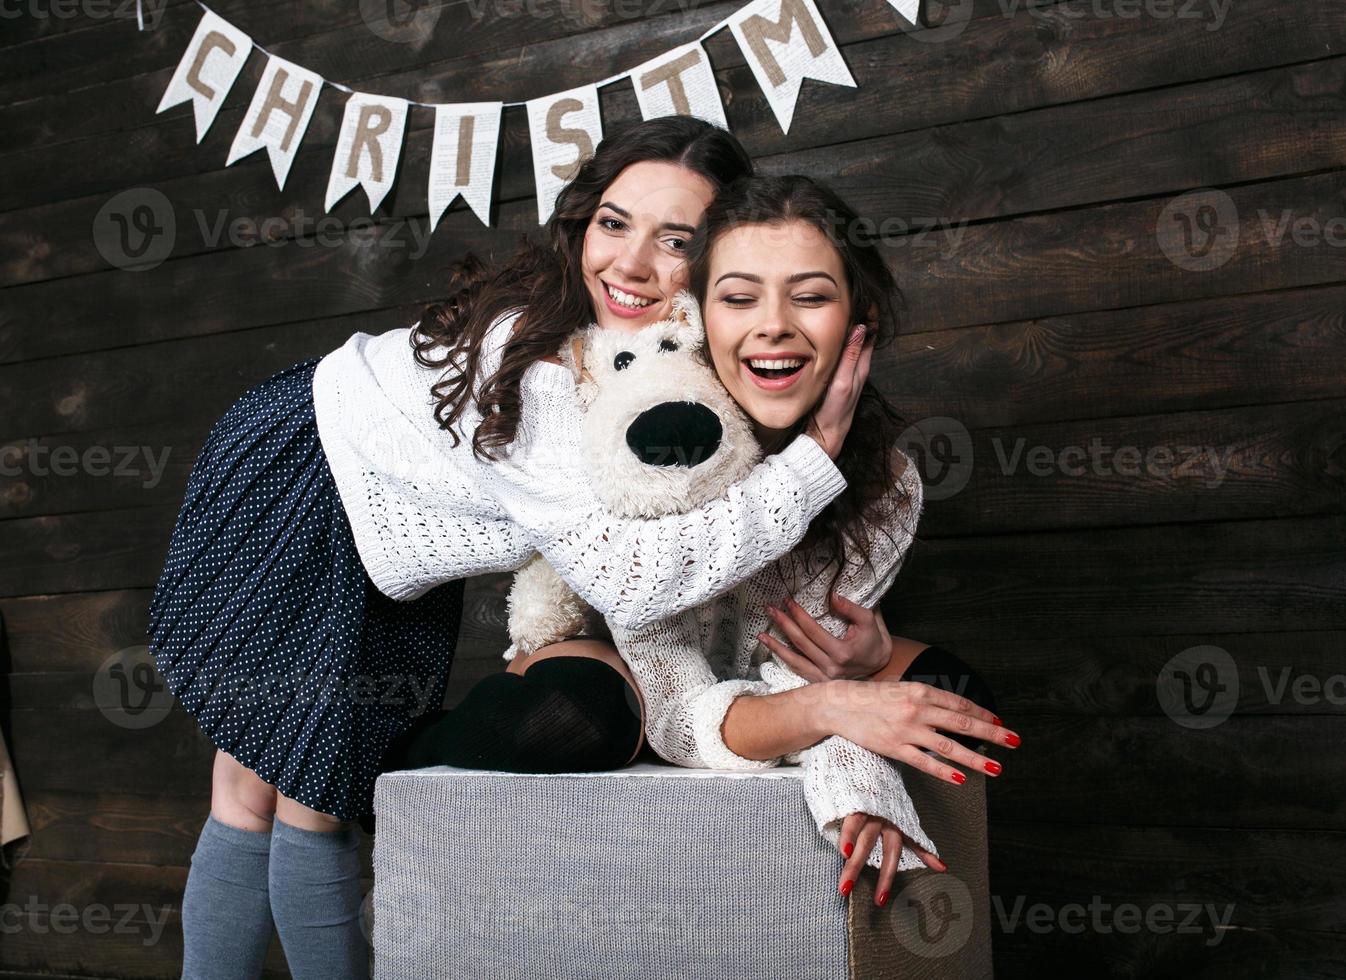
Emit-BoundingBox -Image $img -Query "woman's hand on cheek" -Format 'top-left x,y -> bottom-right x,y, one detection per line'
758,592 -> 892,681
836,811 -> 946,906
805,324 -> 873,460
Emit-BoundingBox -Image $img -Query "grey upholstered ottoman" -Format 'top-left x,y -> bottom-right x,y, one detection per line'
371,762 -> 991,979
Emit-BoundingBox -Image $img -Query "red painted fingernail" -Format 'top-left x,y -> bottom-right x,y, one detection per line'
1004,732 -> 1021,748
877,890 -> 889,907
840,879 -> 854,897
842,841 -> 854,857
950,771 -> 966,785
984,760 -> 1002,776
992,716 -> 1003,727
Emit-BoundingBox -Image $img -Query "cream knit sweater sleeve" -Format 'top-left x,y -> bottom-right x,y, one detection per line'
478,361 -> 849,631
612,450 -> 935,871
760,448 -> 935,872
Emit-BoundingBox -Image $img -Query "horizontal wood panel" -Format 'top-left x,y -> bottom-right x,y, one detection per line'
5,0 -> 1340,219
3,393 -> 1340,535
7,705 -> 1345,829
12,48 -> 1346,289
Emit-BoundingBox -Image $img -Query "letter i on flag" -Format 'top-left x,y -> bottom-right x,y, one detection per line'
428,103 -> 503,229
156,9 -> 252,142
226,54 -> 324,190
325,93 -> 410,212
526,84 -> 602,226
728,0 -> 855,134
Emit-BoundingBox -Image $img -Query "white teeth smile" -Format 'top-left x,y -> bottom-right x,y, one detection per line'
606,283 -> 655,308
747,357 -> 805,371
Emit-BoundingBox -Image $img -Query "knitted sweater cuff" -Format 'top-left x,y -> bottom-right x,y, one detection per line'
775,436 -> 847,517
690,679 -> 780,771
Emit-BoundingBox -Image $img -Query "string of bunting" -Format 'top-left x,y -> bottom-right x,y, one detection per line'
141,0 -> 919,227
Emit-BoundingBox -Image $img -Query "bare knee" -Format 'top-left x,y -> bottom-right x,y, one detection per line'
211,749 -> 278,833
275,791 -> 352,833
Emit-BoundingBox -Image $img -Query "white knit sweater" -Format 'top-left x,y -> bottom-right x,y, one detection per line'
310,311 -> 849,630
607,451 -> 936,872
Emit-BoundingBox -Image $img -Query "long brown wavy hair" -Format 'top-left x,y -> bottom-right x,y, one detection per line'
411,115 -> 754,458
686,174 -> 918,596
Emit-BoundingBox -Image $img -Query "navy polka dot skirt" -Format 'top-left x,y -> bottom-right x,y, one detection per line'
146,357 -> 465,822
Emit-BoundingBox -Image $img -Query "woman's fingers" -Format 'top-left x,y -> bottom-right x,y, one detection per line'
840,816 -> 881,897
779,596 -> 849,653
763,604 -> 833,672
828,591 -> 870,623
907,838 -> 947,874
917,704 -> 1020,750
875,826 -> 903,907
837,812 -> 866,861
901,681 -> 1004,730
756,630 -> 825,683
891,742 -> 975,786
907,726 -> 1007,776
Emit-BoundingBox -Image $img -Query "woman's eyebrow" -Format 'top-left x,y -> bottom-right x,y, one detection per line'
597,201 -> 697,236
714,271 -> 838,286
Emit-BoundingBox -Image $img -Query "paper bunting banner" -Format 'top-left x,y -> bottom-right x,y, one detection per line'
225,53 -> 324,190
429,103 -> 503,229
150,0 -> 922,227
631,42 -> 728,130
325,93 -> 410,212
155,9 -> 251,142
885,0 -> 921,24
728,0 -> 855,134
526,84 -> 603,226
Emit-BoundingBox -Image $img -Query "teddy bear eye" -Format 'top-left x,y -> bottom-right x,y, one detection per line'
659,339 -> 679,352
613,351 -> 635,371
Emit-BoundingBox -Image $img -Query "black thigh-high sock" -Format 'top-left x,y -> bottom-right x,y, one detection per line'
899,644 -> 998,751
381,657 -> 642,776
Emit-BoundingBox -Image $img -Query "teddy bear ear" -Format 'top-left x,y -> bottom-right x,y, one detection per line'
669,289 -> 706,348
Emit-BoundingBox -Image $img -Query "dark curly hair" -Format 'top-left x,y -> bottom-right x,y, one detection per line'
411,115 -> 754,458
686,173 -> 918,598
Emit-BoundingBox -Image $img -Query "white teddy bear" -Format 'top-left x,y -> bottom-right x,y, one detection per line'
504,288 -> 763,658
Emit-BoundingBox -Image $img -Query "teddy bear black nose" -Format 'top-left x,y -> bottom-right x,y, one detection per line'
625,402 -> 723,468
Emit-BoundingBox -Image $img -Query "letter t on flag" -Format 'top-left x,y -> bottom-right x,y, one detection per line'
728,0 -> 855,134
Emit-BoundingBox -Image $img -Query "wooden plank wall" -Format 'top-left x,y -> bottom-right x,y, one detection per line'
2,0 -> 1344,976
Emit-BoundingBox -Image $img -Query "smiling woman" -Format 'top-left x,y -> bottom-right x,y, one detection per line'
581,160 -> 714,331
700,220 -> 857,445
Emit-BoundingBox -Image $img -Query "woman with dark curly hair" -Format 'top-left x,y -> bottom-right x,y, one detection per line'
148,116 -> 886,979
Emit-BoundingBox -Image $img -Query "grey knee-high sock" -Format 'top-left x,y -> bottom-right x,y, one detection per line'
182,813 -> 274,980
268,815 -> 368,979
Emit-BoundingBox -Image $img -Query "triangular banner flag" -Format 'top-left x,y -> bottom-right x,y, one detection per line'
728,0 -> 855,134
885,0 -> 921,26
428,102 -> 503,229
631,42 -> 728,130
324,92 -> 410,212
526,84 -> 603,226
226,53 -> 324,191
155,9 -> 252,143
